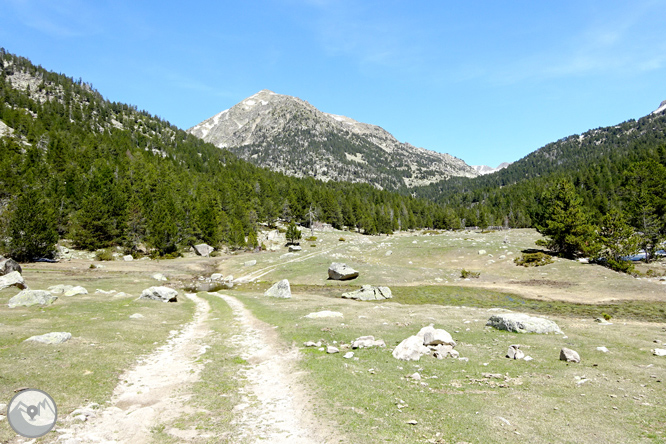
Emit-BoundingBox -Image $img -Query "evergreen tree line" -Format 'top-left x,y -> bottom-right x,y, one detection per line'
0,50 -> 460,261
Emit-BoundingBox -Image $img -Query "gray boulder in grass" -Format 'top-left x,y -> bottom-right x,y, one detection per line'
25,332 -> 72,344
486,313 -> 562,334
139,286 -> 178,302
264,279 -> 291,298
0,271 -> 27,291
328,262 -> 359,280
341,285 -> 391,301
8,290 -> 57,308
560,347 -> 580,363
0,257 -> 22,275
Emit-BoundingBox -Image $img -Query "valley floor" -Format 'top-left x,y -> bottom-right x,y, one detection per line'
1,228 -> 665,443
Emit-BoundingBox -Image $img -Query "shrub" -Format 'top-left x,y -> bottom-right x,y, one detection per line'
305,236 -> 317,242
604,258 -> 635,274
461,269 -> 480,279
339,237 -> 346,242
514,252 -> 554,267
602,312 -> 612,321
95,248 -> 115,261
310,244 -> 317,248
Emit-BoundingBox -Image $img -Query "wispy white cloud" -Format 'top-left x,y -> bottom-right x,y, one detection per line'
6,0 -> 101,38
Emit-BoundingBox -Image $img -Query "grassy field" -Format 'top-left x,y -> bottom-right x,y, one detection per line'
1,227 -> 665,443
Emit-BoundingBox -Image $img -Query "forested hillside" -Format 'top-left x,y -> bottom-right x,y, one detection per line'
414,108 -> 666,229
0,50 -> 457,260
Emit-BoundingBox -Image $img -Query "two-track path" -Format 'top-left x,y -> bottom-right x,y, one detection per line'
52,292 -> 338,444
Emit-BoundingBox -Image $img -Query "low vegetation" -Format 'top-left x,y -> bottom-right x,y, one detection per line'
514,252 -> 554,267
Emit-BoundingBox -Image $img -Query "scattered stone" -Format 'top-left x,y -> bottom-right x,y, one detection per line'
597,346 -> 609,353
244,260 -> 257,267
8,290 -> 57,308
385,250 -> 393,256
304,341 -> 322,347
351,336 -> 386,349
288,245 -> 302,252
24,332 -> 72,344
343,352 -> 354,359
0,271 -> 27,291
327,346 -> 339,354
211,273 -> 223,281
560,347 -> 581,363
523,356 -> 533,361
0,257 -> 22,275
478,250 -> 487,255
328,262 -> 359,280
305,310 -> 342,318
408,372 -> 421,380
341,285 -> 392,301
193,243 -> 214,257
123,254 -> 133,261
578,258 -> 590,264
152,273 -> 168,281
652,348 -> 666,357
406,420 -> 418,425
139,286 -> 178,302
506,344 -> 525,360
487,313 -> 562,334
264,279 -> 292,298
129,313 -> 144,319
595,318 -> 612,325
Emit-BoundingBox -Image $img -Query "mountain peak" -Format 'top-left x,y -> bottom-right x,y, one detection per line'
188,91 -> 477,189
651,100 -> 666,115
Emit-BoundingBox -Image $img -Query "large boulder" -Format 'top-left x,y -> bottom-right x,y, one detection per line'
193,243 -> 214,257
24,332 -> 72,344
486,313 -> 562,334
0,257 -> 22,275
328,263 -> 359,281
392,335 -> 431,361
8,290 -> 57,308
0,271 -> 27,291
341,285 -> 392,301
139,286 -> 178,302
264,279 -> 291,298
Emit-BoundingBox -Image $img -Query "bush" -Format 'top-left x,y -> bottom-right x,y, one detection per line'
339,237 -> 346,242
305,236 -> 317,242
95,248 -> 115,261
310,244 -> 317,248
514,252 -> 554,267
604,258 -> 635,274
602,312 -> 612,321
461,269 -> 480,279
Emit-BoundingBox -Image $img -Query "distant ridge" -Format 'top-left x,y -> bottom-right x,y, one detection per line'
472,162 -> 511,175
188,90 -> 478,190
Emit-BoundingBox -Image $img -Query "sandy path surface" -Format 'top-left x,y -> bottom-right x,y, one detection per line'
52,293 -> 211,444
211,292 -> 340,444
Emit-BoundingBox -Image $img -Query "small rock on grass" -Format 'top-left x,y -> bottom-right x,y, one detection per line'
653,348 -> 666,357
560,347 -> 581,363
343,352 -> 354,359
327,346 -> 339,354
129,313 -> 144,319
24,332 -> 72,344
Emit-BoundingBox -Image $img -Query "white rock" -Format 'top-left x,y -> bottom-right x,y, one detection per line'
152,273 -> 168,281
343,352 -> 354,359
25,332 -> 72,344
652,348 -> 666,357
327,346 -> 339,354
351,336 -> 386,349
596,346 -> 609,353
129,313 -> 144,319
560,347 -> 581,363
487,313 -> 562,334
0,271 -> 27,291
305,310 -> 342,318
328,262 -> 359,280
244,260 -> 257,267
123,254 -> 133,261
264,279 -> 291,298
392,335 -> 430,361
139,286 -> 178,302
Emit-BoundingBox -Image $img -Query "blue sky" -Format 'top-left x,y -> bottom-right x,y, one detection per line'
1,0 -> 665,167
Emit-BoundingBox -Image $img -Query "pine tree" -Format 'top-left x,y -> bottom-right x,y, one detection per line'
7,188 -> 58,261
535,179 -> 596,258
286,221 -> 302,244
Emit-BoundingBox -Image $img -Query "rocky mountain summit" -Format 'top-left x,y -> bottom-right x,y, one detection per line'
188,90 -> 477,190
472,162 -> 511,175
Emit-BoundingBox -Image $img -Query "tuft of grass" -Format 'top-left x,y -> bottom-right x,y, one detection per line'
461,269 -> 480,279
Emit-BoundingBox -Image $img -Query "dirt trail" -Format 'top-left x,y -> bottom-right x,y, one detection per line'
234,245 -> 340,283
53,293 -> 211,444
211,292 -> 340,444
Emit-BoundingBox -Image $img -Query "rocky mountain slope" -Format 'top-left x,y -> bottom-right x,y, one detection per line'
188,90 -> 477,190
472,162 -> 511,175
